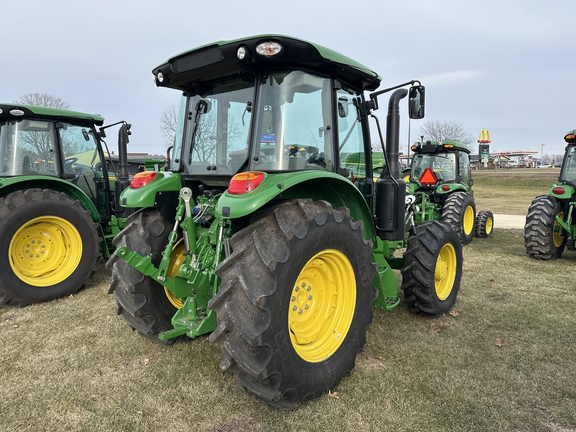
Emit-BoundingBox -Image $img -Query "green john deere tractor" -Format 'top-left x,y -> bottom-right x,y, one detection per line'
404,140 -> 494,244
0,103 -> 163,306
525,130 -> 576,259
107,35 -> 463,409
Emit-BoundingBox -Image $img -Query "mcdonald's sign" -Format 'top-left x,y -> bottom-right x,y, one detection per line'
478,130 -> 491,143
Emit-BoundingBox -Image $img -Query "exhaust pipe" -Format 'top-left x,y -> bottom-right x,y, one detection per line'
375,89 -> 407,241
385,89 -> 407,179
117,123 -> 131,182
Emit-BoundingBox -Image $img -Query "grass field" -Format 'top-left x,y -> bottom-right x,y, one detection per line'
1,169 -> 575,431
472,167 -> 560,215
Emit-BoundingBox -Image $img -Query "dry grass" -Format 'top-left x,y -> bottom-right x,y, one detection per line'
1,170 -> 575,431
472,167 -> 560,215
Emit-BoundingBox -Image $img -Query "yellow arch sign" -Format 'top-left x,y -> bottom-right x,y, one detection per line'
478,130 -> 491,143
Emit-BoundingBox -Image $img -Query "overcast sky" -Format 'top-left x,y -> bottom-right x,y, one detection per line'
3,0 -> 574,157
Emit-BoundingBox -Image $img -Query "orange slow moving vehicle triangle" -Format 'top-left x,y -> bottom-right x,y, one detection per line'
419,168 -> 438,185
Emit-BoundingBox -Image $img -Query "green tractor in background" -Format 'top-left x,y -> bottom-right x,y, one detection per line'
403,140 -> 494,244
107,35 -> 464,409
0,103 -> 163,306
525,130 -> 576,259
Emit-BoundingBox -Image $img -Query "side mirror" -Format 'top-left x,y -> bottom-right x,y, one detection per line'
408,86 -> 425,119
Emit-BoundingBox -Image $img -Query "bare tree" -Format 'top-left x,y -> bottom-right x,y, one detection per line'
160,105 -> 178,147
13,92 -> 71,110
419,121 -> 475,148
11,93 -> 77,161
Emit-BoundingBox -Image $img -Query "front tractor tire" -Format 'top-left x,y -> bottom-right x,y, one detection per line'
441,192 -> 476,245
401,221 -> 463,317
0,189 -> 100,307
524,195 -> 567,260
208,199 -> 377,410
475,210 -> 494,238
106,208 -> 180,344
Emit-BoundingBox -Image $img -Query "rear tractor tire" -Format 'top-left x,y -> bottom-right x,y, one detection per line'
524,195 -> 567,260
208,199 -> 376,409
106,208 -> 181,344
401,221 -> 463,317
441,191 -> 476,245
475,210 -> 494,238
0,188 -> 100,307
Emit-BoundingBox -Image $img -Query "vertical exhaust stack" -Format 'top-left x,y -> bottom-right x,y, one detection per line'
115,123 -> 133,218
117,123 -> 131,183
375,89 -> 407,241
385,89 -> 407,179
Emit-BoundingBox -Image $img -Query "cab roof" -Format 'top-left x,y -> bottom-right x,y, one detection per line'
0,103 -> 104,126
152,34 -> 382,92
416,140 -> 471,154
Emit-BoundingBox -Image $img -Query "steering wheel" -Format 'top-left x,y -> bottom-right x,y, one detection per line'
65,157 -> 78,166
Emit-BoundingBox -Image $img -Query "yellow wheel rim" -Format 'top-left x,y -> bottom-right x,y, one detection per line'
463,206 -> 475,236
435,243 -> 457,301
485,216 -> 494,235
164,239 -> 185,309
553,212 -> 565,248
288,249 -> 356,363
9,216 -> 82,287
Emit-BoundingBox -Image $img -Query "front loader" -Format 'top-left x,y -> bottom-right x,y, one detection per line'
107,35 -> 463,409
525,130 -> 576,259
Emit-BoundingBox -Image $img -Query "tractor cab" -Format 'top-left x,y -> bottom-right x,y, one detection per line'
144,35 -> 424,220
0,104 -> 112,219
560,131 -> 576,187
406,140 -> 472,193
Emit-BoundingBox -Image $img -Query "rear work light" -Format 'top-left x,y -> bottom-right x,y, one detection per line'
256,41 -> 282,57
130,171 -> 157,189
419,168 -> 438,185
228,172 -> 265,195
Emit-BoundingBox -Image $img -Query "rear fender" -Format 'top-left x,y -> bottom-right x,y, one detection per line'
434,183 -> 468,195
119,171 -> 183,208
216,171 -> 376,240
0,176 -> 101,222
549,184 -> 575,200
0,176 -> 113,255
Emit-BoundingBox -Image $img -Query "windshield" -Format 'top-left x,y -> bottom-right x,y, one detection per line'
177,69 -> 340,176
249,70 -> 333,172
560,145 -> 576,184
411,152 -> 457,183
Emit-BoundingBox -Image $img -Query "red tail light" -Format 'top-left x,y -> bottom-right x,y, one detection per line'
419,168 -> 438,185
130,171 -> 157,189
228,172 -> 265,195
553,187 -> 565,195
